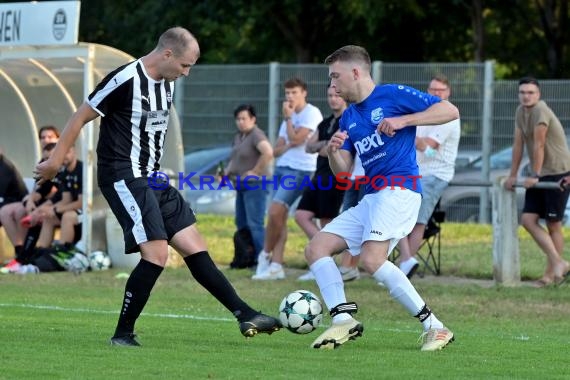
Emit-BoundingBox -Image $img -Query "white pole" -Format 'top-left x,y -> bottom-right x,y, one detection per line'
81,45 -> 96,256
268,62 -> 279,146
492,176 -> 520,285
479,60 -> 494,223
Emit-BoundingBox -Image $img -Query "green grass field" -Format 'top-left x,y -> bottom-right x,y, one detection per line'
1,216 -> 570,379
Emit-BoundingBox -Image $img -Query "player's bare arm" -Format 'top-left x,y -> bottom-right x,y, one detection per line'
379,100 -> 459,137
327,130 -> 353,174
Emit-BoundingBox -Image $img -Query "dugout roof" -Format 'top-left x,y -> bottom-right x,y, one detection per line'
0,42 -> 184,177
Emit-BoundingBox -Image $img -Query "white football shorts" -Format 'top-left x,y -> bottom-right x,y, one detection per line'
321,188 -> 421,256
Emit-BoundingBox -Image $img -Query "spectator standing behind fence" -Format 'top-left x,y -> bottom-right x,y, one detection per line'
252,77 -> 323,280
225,104 -> 273,268
295,85 -> 348,281
504,77 -> 570,287
305,45 -> 457,351
398,74 -> 460,278
35,27 -> 281,346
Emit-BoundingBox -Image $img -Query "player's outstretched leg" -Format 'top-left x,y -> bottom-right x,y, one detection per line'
184,251 -> 282,337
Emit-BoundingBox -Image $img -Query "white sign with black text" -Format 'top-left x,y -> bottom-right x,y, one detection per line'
0,1 -> 80,46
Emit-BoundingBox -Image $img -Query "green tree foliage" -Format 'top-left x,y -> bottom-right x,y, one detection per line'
77,0 -> 570,78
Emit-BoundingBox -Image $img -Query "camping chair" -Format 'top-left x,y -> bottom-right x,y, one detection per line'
391,201 -> 445,277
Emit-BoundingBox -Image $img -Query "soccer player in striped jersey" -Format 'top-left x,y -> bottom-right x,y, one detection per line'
34,27 -> 281,346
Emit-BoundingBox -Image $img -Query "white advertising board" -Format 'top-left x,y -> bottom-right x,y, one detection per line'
0,1 -> 80,46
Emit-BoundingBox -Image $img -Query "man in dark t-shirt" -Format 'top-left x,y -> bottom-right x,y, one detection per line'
295,86 -> 347,280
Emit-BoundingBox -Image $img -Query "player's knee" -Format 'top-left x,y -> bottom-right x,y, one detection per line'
305,238 -> 327,264
142,250 -> 169,267
304,244 -> 315,263
268,203 -> 283,218
61,210 -> 77,225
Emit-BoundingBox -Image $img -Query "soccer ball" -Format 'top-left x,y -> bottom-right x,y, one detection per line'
88,250 -> 112,271
65,252 -> 90,274
279,290 -> 323,334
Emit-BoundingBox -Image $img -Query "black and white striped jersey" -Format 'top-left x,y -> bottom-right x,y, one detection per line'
87,59 -> 173,186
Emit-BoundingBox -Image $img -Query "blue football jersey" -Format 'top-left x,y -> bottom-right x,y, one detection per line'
340,84 -> 441,194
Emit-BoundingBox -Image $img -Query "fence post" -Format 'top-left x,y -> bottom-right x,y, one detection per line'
268,62 -> 280,145
491,176 -> 521,285
479,60 -> 494,223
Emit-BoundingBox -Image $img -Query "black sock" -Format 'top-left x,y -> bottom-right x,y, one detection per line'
414,304 -> 432,323
14,245 -> 23,263
184,251 -> 256,322
114,259 -> 163,337
21,226 -> 42,263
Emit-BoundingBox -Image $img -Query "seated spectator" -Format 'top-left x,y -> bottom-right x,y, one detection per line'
23,146 -> 83,273
0,125 -> 60,272
0,143 -> 58,272
0,149 -> 28,211
38,125 -> 60,148
0,149 -> 29,267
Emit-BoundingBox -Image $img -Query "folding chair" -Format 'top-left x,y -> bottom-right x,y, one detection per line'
390,201 -> 445,277
415,202 -> 445,276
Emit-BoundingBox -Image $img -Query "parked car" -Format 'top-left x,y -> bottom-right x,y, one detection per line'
440,146 -> 528,222
454,150 -> 481,170
182,145 -> 306,216
443,139 -> 570,223
183,146 -> 235,215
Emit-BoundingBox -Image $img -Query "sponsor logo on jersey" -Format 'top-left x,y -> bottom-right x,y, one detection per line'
354,132 -> 385,155
370,107 -> 383,124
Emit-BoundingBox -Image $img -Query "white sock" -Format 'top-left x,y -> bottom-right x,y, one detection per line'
310,257 -> 351,322
422,313 -> 444,331
399,257 -> 418,273
373,261 -> 442,329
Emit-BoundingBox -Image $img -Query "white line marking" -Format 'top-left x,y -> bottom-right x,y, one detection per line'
0,303 -> 233,322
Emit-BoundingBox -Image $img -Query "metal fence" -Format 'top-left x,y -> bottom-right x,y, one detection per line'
176,61 -> 570,153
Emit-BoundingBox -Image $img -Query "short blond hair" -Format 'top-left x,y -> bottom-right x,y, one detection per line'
324,45 -> 371,72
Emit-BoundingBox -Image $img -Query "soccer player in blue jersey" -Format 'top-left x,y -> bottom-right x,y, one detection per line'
305,45 -> 459,351
34,27 -> 281,346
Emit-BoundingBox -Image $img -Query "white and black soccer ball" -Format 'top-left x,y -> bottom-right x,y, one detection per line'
88,250 -> 112,271
66,252 -> 90,274
279,290 -> 323,334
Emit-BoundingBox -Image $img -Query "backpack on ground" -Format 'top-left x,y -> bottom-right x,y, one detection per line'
231,227 -> 256,269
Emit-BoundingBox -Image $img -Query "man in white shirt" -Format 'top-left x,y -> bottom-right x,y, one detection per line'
253,77 -> 323,280
398,74 -> 461,278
